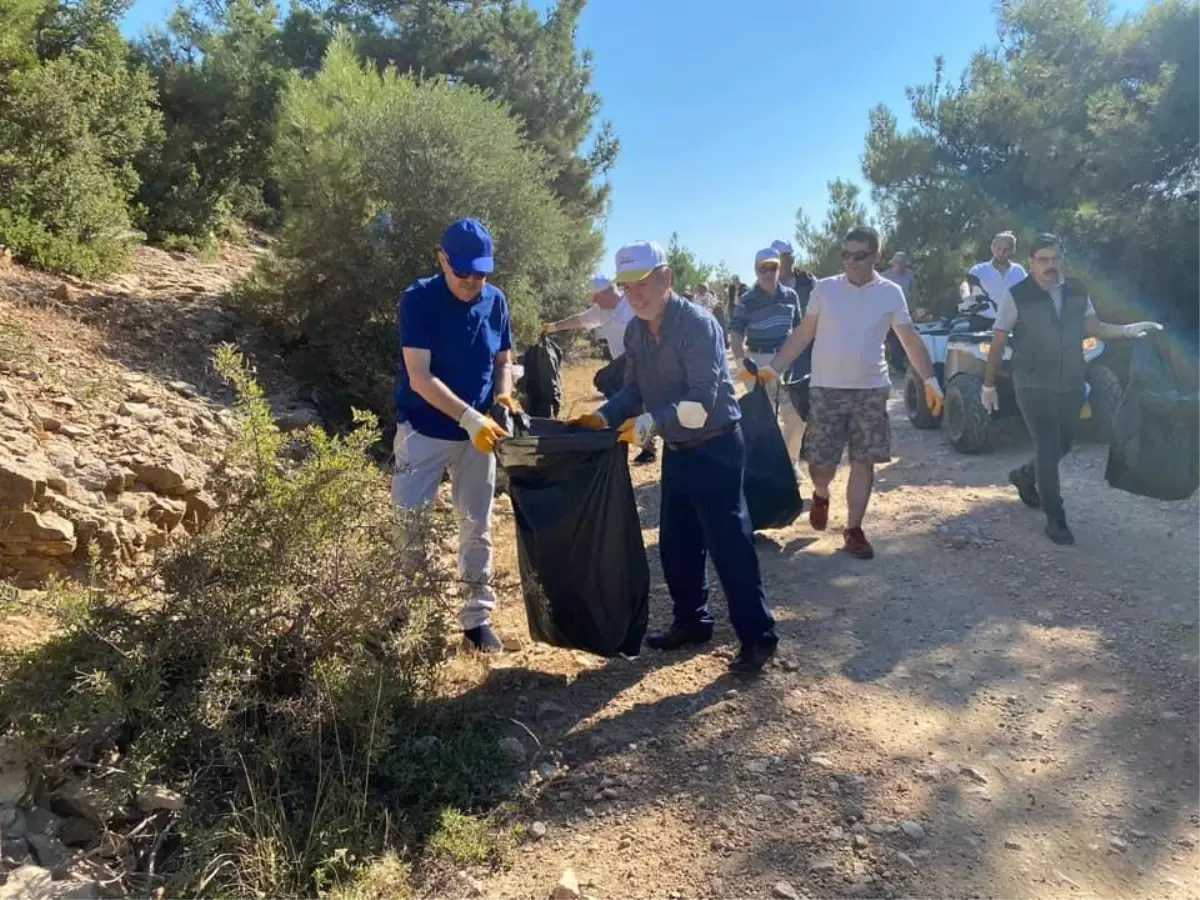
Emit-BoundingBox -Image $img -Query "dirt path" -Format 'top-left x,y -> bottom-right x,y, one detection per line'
463,359 -> 1199,900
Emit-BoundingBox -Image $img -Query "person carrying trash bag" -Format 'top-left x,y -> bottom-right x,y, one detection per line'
730,246 -> 806,467
391,217 -> 515,654
570,240 -> 779,675
495,415 -> 649,658
739,358 -> 804,531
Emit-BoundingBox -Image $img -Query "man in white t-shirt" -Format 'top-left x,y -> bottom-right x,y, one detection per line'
750,226 -> 943,560
961,231 -> 1026,321
542,274 -> 656,461
542,274 -> 633,362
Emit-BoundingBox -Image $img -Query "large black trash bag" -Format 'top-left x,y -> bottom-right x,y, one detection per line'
519,336 -> 563,418
739,381 -> 804,530
1105,335 -> 1200,501
495,418 -> 648,657
592,353 -> 626,399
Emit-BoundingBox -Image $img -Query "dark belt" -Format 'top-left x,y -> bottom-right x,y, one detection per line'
666,421 -> 739,453
746,342 -> 783,354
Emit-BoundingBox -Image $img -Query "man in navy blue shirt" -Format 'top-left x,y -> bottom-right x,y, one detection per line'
572,240 -> 778,674
393,218 -> 515,652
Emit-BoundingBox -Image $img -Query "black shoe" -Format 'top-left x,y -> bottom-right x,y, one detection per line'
729,640 -> 778,674
1009,468 -> 1041,509
463,624 -> 503,653
633,446 -> 658,465
1044,516 -> 1075,546
646,624 -> 712,651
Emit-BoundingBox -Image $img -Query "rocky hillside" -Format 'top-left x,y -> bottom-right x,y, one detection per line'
0,240 -> 316,584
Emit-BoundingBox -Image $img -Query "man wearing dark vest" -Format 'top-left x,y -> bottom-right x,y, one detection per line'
984,233 -> 1162,545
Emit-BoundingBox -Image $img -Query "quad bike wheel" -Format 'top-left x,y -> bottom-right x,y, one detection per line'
943,373 -> 992,454
905,366 -> 941,429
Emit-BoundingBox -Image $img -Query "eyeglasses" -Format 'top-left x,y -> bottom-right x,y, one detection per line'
841,250 -> 873,262
452,269 -> 487,282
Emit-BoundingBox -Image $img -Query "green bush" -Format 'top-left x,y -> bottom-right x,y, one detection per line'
242,31 -> 579,417
0,345 -> 493,896
0,0 -> 160,276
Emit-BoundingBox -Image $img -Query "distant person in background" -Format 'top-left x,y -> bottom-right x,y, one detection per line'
730,247 -> 806,467
771,240 -> 817,317
883,252 -> 916,300
542,275 -> 657,463
962,231 -> 1025,324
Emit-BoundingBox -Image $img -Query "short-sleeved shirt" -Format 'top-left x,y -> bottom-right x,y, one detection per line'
728,284 -> 802,351
577,296 -> 634,360
598,294 -> 740,444
394,274 -> 512,441
691,291 -> 721,313
968,260 -> 1027,315
993,280 -> 1096,332
808,273 -> 913,389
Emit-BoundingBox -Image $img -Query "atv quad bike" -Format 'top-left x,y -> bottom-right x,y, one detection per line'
933,334 -> 1122,454
902,293 -> 997,429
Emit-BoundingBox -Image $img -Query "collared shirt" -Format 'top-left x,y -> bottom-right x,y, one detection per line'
598,294 -> 740,444
728,283 -> 802,351
994,278 -> 1096,332
808,273 -> 912,389
395,274 -> 512,441
969,260 -> 1027,316
577,295 -> 634,360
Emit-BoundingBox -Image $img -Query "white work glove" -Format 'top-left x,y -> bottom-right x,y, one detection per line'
1123,322 -> 1163,339
981,384 -> 999,414
459,406 -> 508,453
924,377 -> 944,417
618,412 -> 655,447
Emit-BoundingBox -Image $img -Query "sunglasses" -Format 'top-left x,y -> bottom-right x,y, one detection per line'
756,264 -> 780,274
452,269 -> 487,282
841,250 -> 873,262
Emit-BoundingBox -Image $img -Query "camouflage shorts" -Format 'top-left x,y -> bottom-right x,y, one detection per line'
802,387 -> 892,466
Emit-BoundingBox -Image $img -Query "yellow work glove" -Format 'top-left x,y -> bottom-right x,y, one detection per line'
738,360 -> 778,385
618,413 -> 655,446
568,411 -> 607,430
540,323 -> 555,336
495,393 -> 522,414
924,377 -> 944,418
459,407 -> 509,453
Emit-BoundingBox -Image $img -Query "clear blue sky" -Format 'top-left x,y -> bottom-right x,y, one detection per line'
121,0 -> 1145,281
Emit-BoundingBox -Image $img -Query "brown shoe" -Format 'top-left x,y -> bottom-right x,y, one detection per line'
842,527 -> 875,559
809,494 -> 830,531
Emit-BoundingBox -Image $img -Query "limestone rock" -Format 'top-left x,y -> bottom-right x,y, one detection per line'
1,510 -> 76,556
0,457 -> 47,508
0,737 -> 28,805
0,865 -> 98,900
133,456 -> 193,495
136,785 -> 185,813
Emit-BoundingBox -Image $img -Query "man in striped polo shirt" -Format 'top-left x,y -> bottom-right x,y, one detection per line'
729,246 -> 805,464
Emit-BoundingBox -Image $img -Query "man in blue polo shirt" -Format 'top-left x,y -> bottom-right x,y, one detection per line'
571,240 -> 778,674
393,218 -> 514,653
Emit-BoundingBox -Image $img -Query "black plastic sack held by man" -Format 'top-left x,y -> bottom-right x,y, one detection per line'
1105,333 -> 1199,501
495,417 -> 649,657
738,371 -> 804,530
519,336 -> 564,418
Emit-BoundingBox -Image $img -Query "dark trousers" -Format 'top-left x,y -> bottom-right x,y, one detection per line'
659,426 -> 776,646
1015,386 -> 1084,520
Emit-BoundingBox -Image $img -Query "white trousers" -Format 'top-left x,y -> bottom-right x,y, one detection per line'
391,423 -> 497,630
746,350 -> 806,463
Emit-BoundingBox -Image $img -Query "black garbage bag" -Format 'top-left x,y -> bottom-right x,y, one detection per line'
519,336 -> 563,418
1105,335 -> 1200,501
739,380 -> 804,530
495,417 -> 648,657
592,353 -> 626,400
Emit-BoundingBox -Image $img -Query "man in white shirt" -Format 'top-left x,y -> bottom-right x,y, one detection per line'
751,226 -> 943,560
962,231 -> 1026,321
542,274 -> 656,461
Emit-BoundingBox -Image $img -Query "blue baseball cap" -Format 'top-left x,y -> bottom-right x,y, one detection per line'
441,218 -> 495,275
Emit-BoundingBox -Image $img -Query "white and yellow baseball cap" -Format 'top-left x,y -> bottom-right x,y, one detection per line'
614,240 -> 668,284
